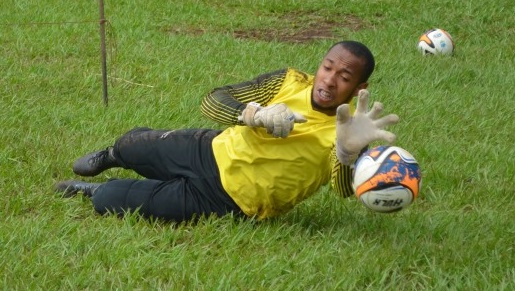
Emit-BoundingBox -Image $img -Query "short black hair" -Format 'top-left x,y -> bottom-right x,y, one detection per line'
329,40 -> 375,83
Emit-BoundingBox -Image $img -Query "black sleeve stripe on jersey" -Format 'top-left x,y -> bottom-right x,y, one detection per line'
201,93 -> 242,125
201,69 -> 288,125
330,148 -> 355,198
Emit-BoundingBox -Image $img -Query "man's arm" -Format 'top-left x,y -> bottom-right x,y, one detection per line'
201,69 -> 288,125
330,149 -> 355,198
331,146 -> 370,198
332,89 -> 400,197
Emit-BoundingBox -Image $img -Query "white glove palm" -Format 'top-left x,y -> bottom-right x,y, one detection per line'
240,102 -> 306,138
336,89 -> 400,165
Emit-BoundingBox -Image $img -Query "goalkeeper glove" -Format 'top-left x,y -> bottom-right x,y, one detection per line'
336,89 -> 400,165
239,102 -> 307,138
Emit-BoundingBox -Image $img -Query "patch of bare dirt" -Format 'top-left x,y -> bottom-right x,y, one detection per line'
164,11 -> 367,44
234,13 -> 365,43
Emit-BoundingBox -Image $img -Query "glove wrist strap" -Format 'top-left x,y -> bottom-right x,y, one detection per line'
247,102 -> 261,109
336,141 -> 359,166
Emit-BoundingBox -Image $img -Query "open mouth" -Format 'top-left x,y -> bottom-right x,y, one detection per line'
317,89 -> 332,102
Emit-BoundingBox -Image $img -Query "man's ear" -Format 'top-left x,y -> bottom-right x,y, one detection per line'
352,82 -> 369,97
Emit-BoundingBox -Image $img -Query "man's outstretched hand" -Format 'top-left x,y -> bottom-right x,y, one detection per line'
336,89 -> 400,165
240,102 -> 306,138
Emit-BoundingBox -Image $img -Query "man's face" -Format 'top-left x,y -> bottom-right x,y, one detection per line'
312,45 -> 368,115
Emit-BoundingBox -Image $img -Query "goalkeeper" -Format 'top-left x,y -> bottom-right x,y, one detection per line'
55,40 -> 399,222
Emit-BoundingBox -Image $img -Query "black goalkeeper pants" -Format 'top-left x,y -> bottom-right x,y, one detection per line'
90,127 -> 244,222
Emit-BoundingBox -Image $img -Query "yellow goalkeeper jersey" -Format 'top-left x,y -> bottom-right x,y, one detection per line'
208,68 -> 353,219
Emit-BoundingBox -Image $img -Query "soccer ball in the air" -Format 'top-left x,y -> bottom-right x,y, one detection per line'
417,28 -> 455,56
353,146 -> 422,213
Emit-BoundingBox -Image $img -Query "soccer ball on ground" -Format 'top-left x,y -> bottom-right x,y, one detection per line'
353,146 -> 422,213
417,28 -> 455,56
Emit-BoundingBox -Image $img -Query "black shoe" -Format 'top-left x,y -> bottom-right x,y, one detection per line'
55,180 -> 102,198
73,147 -> 118,177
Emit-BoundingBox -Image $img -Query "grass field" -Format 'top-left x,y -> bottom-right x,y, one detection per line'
1,0 -> 514,289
